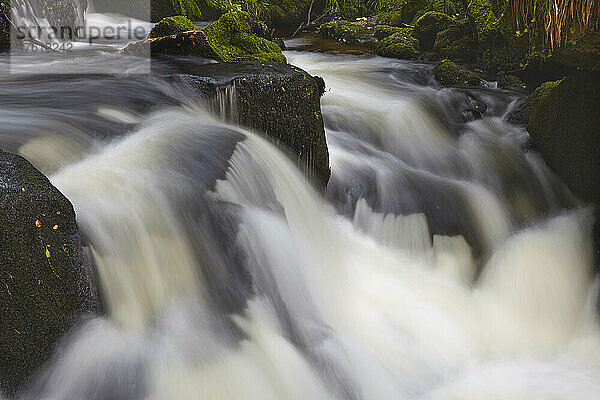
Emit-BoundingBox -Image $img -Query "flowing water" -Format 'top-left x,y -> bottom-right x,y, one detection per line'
1,7 -> 599,400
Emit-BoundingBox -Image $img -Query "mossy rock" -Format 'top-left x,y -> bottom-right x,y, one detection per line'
150,15 -> 196,38
414,11 -> 457,51
318,20 -> 372,44
433,60 -> 482,86
507,79 -> 561,125
0,149 -> 97,396
374,25 -> 403,41
497,71 -> 525,90
376,28 -> 420,60
258,0 -> 312,30
433,20 -> 477,62
203,11 -> 286,63
151,0 -> 203,22
376,11 -> 407,27
527,71 -> 600,204
194,0 -> 234,21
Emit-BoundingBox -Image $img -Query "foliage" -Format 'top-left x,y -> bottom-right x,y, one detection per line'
512,0 -> 600,49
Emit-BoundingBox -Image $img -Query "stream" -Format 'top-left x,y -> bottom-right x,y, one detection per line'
0,9 -> 599,400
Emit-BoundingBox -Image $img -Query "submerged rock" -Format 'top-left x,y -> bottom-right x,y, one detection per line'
150,15 -> 196,38
376,28 -> 420,60
433,60 -> 482,87
0,149 -> 97,396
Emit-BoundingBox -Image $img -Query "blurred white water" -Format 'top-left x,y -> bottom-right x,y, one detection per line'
2,49 -> 598,399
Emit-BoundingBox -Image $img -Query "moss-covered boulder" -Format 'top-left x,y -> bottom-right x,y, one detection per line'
150,15 -> 196,38
433,20 -> 477,62
194,0 -> 234,21
497,71 -> 525,90
507,79 -> 561,125
527,71 -> 600,204
376,28 -> 420,60
374,25 -> 403,41
433,60 -> 482,86
376,11 -> 407,27
258,0 -> 312,30
0,149 -> 97,396
414,11 -> 457,51
203,11 -> 286,63
151,0 -> 203,22
375,0 -> 432,25
318,20 -> 372,44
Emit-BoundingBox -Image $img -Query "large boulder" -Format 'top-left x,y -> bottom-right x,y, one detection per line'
433,20 -> 477,62
413,11 -> 457,51
507,79 -> 561,125
433,60 -> 482,86
376,28 -> 420,60
172,61 -> 330,186
0,149 -> 97,396
527,71 -> 600,205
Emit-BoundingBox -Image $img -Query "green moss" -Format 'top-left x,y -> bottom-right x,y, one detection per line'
414,11 -> 457,51
376,28 -> 420,60
318,20 -> 371,44
433,60 -> 482,86
203,11 -> 287,63
433,20 -> 477,62
150,16 -> 196,38
151,0 -> 203,22
376,11 -> 406,27
497,71 -> 525,90
195,0 -> 234,20
374,25 -> 403,40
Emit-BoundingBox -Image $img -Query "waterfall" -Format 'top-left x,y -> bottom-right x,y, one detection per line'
1,47 -> 598,399
10,0 -> 86,43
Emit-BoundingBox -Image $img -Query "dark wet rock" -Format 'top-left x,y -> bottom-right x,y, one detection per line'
166,60 -> 330,187
0,149 -> 97,397
150,15 -> 196,38
433,60 -> 482,87
527,71 -> 600,206
376,28 -> 420,60
272,38 -> 287,50
0,2 -> 9,52
414,11 -> 457,51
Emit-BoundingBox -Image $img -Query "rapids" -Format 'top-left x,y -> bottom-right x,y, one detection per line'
0,14 -> 599,400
